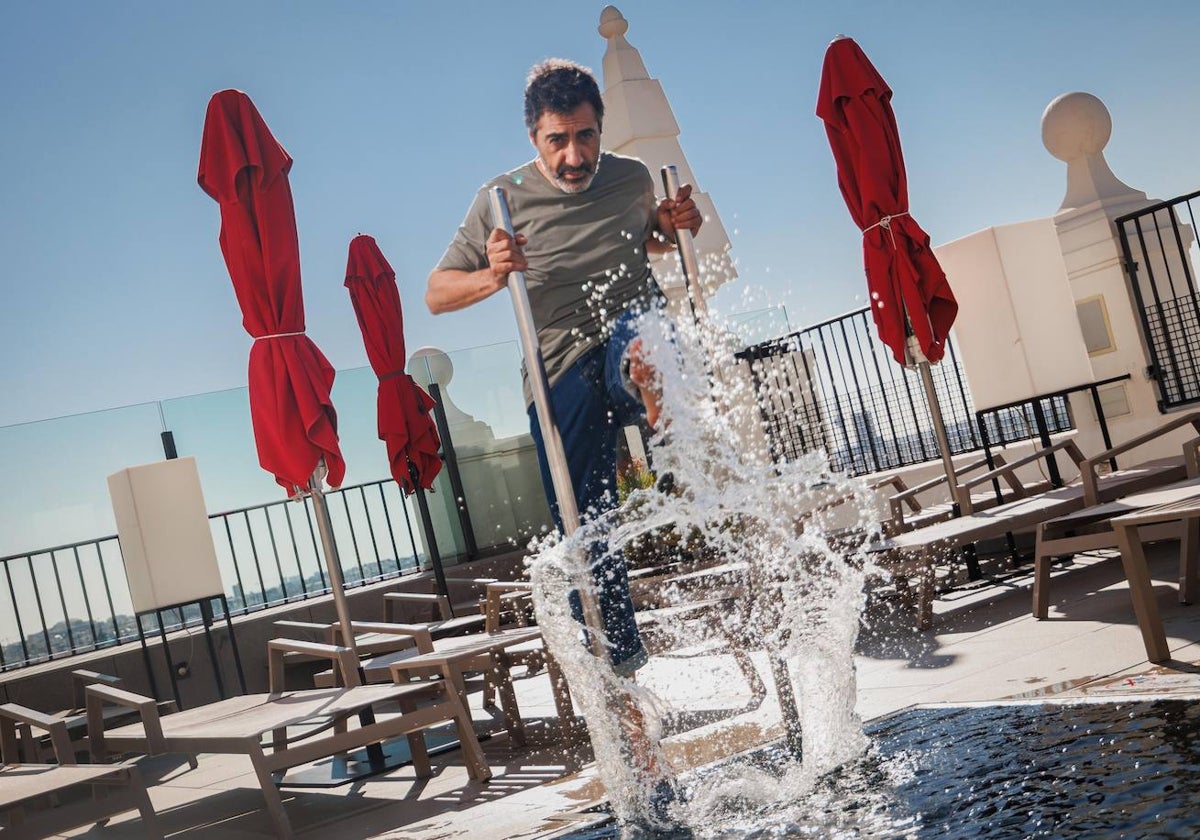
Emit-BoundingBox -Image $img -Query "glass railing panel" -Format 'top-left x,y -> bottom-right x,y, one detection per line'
0,403 -> 165,557
410,342 -> 554,554
0,405 -> 164,663
160,386 -> 284,513
331,362 -> 467,570
727,305 -> 792,347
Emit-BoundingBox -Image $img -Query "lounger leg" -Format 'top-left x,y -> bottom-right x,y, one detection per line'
248,745 -> 294,840
272,725 -> 287,754
491,655 -> 526,747
396,695 -> 431,778
1032,527 -> 1052,619
1180,516 -> 1199,605
543,654 -> 580,745
1114,523 -> 1171,664
439,666 -> 492,783
916,562 -> 935,631
126,765 -> 165,840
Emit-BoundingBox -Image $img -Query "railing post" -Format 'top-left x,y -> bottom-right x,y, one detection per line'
428,383 -> 478,561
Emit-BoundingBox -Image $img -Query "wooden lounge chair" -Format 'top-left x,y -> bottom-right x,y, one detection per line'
85,638 -> 490,840
796,452 -> 1040,545
1,702 -> 162,840
382,590 -> 487,635
383,577 -> 533,634
870,412 -> 1200,629
299,620 -> 572,747
885,452 -> 1054,534
1109,493 -> 1200,662
18,670 -> 197,768
1033,474 -> 1200,619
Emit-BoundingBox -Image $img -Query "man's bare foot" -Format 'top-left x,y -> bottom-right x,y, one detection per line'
628,338 -> 663,429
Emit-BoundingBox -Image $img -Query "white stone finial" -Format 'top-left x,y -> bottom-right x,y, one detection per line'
1042,92 -> 1110,162
598,4 -> 647,83
407,346 -> 495,445
831,33 -> 850,42
408,347 -> 453,387
1042,91 -> 1142,212
598,6 -> 628,39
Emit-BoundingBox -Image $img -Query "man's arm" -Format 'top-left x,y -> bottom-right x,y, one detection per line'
644,183 -> 703,256
426,229 -> 528,314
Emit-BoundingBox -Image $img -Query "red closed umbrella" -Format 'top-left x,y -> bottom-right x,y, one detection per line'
197,89 -> 345,495
343,235 -> 441,493
198,90 -> 360,655
816,36 -> 957,365
344,235 -> 452,609
817,37 -> 961,505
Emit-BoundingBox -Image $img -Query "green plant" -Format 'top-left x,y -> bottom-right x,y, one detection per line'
616,456 -> 656,503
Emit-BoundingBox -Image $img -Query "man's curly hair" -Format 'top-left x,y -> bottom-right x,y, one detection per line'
523,59 -> 604,132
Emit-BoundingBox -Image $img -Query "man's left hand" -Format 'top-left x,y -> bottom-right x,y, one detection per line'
655,184 -> 703,245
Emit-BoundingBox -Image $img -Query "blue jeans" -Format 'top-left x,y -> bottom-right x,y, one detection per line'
528,311 -> 649,676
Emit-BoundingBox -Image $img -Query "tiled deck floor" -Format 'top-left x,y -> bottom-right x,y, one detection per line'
44,543 -> 1200,839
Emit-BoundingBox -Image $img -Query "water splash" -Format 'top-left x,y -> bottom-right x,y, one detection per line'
527,280 -> 882,833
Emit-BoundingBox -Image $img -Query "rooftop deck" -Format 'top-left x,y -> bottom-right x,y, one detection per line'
28,539 -> 1200,839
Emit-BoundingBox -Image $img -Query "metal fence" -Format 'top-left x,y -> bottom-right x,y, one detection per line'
736,307 -> 1073,475
1116,188 -> 1200,411
0,476 -> 431,671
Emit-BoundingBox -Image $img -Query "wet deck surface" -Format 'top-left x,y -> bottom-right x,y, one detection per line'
37,542 -> 1200,839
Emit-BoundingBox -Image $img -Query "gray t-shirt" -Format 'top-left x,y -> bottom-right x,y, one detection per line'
436,152 -> 660,402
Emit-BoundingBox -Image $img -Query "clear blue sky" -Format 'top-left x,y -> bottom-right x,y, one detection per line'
3,0 -> 1198,427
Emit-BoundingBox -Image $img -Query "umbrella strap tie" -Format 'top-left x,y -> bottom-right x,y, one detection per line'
379,369 -> 407,381
255,331 -> 306,340
863,211 -> 908,248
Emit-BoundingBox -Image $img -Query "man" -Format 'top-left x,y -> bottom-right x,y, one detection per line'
426,59 -> 700,802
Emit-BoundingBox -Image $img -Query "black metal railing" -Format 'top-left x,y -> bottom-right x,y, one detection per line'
736,307 -> 1073,475
1117,188 -> 1200,411
0,535 -> 127,671
0,476 -> 433,672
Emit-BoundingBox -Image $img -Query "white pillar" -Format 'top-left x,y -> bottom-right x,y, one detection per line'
597,5 -> 737,305
1045,91 -> 1192,459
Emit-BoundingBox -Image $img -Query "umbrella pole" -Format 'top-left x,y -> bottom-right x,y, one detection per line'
308,464 -> 358,654
487,187 -> 606,644
907,333 -> 961,512
306,462 -> 401,777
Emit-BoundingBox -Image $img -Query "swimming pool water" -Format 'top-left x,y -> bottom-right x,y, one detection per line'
560,698 -> 1200,838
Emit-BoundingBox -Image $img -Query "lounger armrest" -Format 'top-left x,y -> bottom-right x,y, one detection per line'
483,581 -> 533,593
86,684 -> 166,758
1185,436 -> 1200,479
0,702 -> 75,764
888,455 -> 1000,522
266,638 -> 363,691
1080,411 -> 1200,505
273,619 -> 338,644
957,439 -> 1085,494
346,621 -> 435,653
69,669 -> 125,710
444,577 -> 500,587
383,591 -> 452,622
910,456 -> 995,495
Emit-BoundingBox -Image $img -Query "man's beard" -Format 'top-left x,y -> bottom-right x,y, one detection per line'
543,155 -> 600,194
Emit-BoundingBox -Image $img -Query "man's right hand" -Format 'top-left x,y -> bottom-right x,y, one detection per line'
486,228 -> 528,285
426,228 -> 529,314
